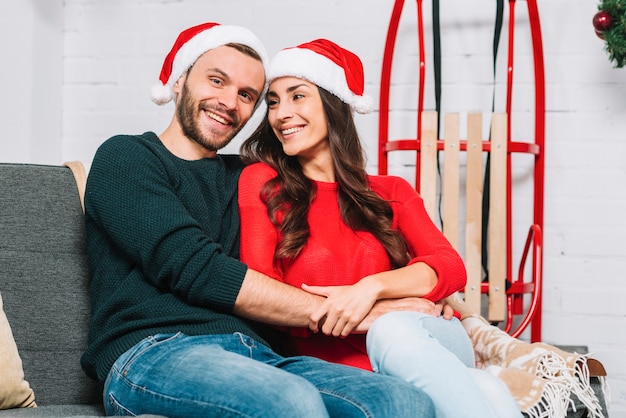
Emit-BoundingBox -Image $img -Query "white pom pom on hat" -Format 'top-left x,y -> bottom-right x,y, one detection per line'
150,22 -> 269,106
267,39 -> 375,114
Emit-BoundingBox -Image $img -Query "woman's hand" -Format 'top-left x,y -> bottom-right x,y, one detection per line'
353,297 -> 442,332
437,301 -> 455,320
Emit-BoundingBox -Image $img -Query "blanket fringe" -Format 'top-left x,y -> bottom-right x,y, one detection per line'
570,356 -> 604,418
462,317 -> 609,418
523,377 -> 571,418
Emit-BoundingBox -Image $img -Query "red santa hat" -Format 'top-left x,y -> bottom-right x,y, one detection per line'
267,39 -> 374,114
151,22 -> 269,105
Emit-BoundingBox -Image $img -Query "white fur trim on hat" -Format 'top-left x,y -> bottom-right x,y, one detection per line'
151,24 -> 269,105
151,83 -> 173,106
267,48 -> 374,114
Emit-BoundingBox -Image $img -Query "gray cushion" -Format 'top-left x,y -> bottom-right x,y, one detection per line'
0,403 -> 166,417
0,164 -> 100,406
0,404 -> 104,417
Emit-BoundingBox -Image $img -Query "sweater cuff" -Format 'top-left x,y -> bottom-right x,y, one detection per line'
211,256 -> 249,312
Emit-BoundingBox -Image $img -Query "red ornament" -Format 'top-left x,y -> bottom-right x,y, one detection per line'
593,10 -> 613,35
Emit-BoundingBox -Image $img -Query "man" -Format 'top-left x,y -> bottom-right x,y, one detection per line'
81,22 -> 436,417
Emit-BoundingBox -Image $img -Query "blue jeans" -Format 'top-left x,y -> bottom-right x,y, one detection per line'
367,312 -> 522,418
104,332 -> 435,417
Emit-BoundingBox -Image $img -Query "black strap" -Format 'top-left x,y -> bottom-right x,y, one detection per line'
493,0 -> 505,84
432,0 -> 444,225
482,0 -> 505,282
433,0 -> 442,126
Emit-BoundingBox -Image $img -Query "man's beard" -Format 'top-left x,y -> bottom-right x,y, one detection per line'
176,80 -> 244,152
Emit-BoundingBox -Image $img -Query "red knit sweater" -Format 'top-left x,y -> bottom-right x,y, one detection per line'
238,162 -> 466,370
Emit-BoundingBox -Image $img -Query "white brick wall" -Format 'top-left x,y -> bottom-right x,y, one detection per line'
3,0 -> 625,415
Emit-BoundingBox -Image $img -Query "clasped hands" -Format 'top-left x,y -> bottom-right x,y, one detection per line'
302,281 -> 454,338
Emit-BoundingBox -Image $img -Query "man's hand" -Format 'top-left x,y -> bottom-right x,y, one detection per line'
303,283 -> 378,338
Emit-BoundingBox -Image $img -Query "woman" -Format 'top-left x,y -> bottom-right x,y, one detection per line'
238,39 -> 521,418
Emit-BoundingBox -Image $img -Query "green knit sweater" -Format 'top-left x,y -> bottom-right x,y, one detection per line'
80,132 -> 267,382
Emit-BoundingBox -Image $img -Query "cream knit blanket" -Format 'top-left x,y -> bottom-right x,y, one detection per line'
461,316 -> 608,418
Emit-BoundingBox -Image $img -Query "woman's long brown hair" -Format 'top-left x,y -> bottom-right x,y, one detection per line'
240,87 -> 410,268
